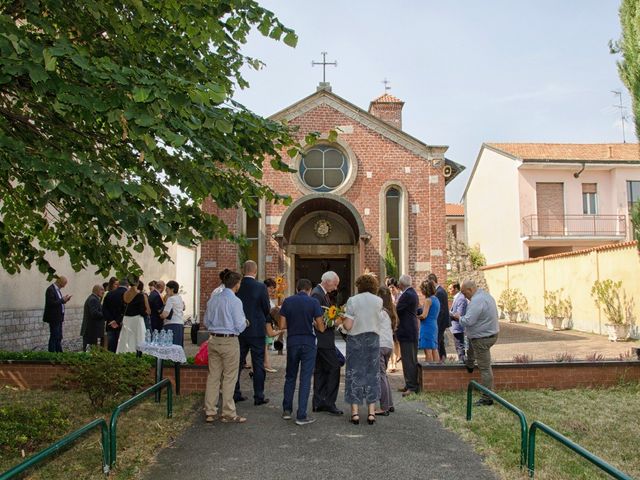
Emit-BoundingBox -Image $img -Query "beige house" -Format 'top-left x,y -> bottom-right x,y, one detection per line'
446,203 -> 465,241
463,143 -> 640,265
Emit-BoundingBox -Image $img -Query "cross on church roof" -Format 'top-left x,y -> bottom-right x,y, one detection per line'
312,51 -> 337,83
382,78 -> 391,92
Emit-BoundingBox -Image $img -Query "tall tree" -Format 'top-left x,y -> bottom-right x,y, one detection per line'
0,0 -> 301,279
611,0 -> 640,140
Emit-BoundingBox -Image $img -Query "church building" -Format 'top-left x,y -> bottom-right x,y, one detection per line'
199,83 -> 463,313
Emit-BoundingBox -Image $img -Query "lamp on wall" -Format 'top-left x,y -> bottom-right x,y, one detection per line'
573,162 -> 586,178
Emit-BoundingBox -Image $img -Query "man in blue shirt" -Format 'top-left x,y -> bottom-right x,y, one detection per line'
203,271 -> 248,424
279,278 -> 325,425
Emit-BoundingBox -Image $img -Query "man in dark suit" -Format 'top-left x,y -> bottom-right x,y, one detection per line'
395,274 -> 420,395
103,278 -> 128,352
429,273 -> 451,362
148,280 -> 165,331
80,284 -> 105,351
311,271 -> 344,415
43,276 -> 72,352
234,260 -> 271,405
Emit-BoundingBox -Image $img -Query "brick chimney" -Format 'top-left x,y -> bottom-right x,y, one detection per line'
368,93 -> 404,130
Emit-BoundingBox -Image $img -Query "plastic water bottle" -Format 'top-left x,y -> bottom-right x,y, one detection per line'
167,329 -> 174,346
152,330 -> 159,345
144,329 -> 151,345
159,330 -> 166,346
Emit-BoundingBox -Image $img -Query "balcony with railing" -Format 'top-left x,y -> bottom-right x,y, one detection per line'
521,214 -> 627,238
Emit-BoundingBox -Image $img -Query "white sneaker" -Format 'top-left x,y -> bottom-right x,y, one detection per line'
295,417 -> 316,426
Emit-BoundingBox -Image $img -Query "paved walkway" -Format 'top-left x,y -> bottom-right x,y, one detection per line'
144,351 -> 496,480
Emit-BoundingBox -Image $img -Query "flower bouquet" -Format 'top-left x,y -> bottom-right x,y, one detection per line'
275,274 -> 287,306
322,304 -> 345,328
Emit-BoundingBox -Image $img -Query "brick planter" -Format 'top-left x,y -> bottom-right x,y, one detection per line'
419,361 -> 640,392
0,360 -> 209,395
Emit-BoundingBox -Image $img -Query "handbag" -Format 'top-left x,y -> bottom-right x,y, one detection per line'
194,341 -> 208,365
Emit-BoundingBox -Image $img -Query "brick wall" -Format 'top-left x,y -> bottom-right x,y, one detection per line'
419,361 -> 640,392
199,94 -> 447,303
0,307 -> 84,352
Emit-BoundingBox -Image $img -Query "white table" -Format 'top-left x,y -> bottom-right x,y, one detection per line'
138,342 -> 187,398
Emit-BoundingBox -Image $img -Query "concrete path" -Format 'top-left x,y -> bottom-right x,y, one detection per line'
144,352 -> 496,480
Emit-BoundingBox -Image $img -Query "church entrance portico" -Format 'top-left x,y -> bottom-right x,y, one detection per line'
274,194 -> 368,299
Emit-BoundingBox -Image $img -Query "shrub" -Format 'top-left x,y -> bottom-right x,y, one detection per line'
0,401 -> 71,456
384,232 -> 398,279
62,347 -> 151,409
585,352 -> 605,361
543,289 -> 572,318
553,352 -> 575,363
468,244 -> 486,269
498,288 -> 528,316
591,279 -> 628,325
512,353 -> 532,363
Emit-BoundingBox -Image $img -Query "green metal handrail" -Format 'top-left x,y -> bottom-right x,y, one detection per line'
0,418 -> 110,480
466,380 -> 528,468
527,421 -> 632,479
109,378 -> 173,466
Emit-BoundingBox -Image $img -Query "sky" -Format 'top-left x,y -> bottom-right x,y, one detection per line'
232,0 -> 634,203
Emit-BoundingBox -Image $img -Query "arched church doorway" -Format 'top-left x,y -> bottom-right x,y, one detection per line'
274,195 -> 369,302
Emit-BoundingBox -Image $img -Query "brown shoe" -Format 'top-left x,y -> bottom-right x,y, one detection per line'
401,390 -> 416,397
221,415 -> 247,424
205,414 -> 219,423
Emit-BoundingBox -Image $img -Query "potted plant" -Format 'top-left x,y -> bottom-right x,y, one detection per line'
543,289 -> 572,330
591,279 -> 631,341
497,288 -> 528,323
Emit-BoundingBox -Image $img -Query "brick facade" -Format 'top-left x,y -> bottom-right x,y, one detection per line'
199,87 -> 453,312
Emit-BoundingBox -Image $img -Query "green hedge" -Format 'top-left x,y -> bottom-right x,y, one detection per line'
0,349 -> 195,365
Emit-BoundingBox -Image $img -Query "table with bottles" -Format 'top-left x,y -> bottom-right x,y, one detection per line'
138,329 -> 187,398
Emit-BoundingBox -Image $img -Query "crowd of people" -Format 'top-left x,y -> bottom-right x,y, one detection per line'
42,275 -> 184,354
202,261 -> 501,426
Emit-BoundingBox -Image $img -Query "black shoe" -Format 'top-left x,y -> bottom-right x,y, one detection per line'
367,414 -> 376,425
313,406 -> 326,413
374,410 -> 390,416
254,398 -> 270,406
397,386 -> 408,392
474,398 -> 494,406
466,365 -> 475,373
326,407 -> 343,415
234,395 -> 247,402
350,414 -> 360,425
388,406 -> 395,413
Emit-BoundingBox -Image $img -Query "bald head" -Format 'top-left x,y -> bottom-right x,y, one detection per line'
92,284 -> 105,298
243,260 -> 257,276
460,280 -> 478,300
55,276 -> 68,288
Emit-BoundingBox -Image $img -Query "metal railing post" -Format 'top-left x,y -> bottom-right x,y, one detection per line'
466,380 -> 528,468
0,418 -> 110,480
110,378 -> 173,467
527,421 -> 632,479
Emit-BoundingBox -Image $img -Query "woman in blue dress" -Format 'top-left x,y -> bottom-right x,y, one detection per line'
418,280 -> 440,362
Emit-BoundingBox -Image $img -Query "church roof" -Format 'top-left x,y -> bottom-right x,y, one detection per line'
370,93 -> 404,104
446,203 -> 464,216
269,87 -> 464,185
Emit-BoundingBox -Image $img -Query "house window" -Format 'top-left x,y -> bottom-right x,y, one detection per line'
299,145 -> 349,193
627,181 -> 640,211
582,183 -> 597,215
385,187 -> 401,276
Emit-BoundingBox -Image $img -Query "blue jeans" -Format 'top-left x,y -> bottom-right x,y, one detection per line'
48,320 -> 63,352
283,343 -> 317,420
163,324 -> 184,346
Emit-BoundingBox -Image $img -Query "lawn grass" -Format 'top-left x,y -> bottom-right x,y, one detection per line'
0,386 -> 202,479
416,382 -> 640,480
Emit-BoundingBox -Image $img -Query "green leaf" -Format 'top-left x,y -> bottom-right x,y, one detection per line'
132,87 -> 151,102
283,31 -> 298,47
43,49 -> 57,71
104,183 -> 122,199
26,64 -> 48,83
141,184 -> 158,200
215,120 -> 233,134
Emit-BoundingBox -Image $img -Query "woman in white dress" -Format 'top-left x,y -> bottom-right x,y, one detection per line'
116,275 -> 151,353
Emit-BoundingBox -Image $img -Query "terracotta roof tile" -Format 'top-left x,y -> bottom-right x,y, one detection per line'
371,93 -> 404,104
481,240 -> 638,270
446,203 -> 464,216
486,143 -> 640,162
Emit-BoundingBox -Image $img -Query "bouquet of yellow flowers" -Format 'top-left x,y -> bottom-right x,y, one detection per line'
322,304 -> 345,328
275,274 -> 287,306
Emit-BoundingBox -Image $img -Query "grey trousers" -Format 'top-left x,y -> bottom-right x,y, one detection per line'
379,347 -> 393,410
466,334 -> 498,399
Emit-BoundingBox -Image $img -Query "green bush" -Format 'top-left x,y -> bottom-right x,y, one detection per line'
0,401 -> 71,456
62,347 -> 152,410
384,232 -> 398,279
468,244 -> 486,269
